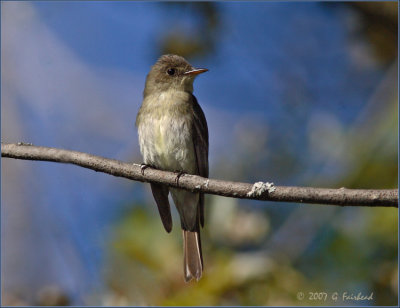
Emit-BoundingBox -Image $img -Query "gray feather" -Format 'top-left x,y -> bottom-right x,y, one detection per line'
150,183 -> 172,233
183,230 -> 203,282
191,94 -> 209,227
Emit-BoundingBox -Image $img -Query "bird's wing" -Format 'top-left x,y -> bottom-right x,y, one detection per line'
191,94 -> 209,227
150,183 -> 172,232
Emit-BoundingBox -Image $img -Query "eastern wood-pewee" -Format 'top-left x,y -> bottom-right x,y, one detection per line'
136,54 -> 209,282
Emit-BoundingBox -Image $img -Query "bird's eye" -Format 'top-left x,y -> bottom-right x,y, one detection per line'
167,68 -> 176,76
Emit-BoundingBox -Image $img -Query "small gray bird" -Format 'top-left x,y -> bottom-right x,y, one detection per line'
135,54 -> 209,282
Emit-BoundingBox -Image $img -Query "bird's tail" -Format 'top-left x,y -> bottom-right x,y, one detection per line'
183,230 -> 203,282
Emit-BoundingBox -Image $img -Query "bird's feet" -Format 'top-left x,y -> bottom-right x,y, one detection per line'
140,163 -> 153,175
175,170 -> 186,187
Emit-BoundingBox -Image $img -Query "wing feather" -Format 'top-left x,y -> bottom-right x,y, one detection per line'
150,183 -> 172,232
191,94 -> 209,227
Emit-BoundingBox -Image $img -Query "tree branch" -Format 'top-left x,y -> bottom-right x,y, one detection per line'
1,143 -> 397,207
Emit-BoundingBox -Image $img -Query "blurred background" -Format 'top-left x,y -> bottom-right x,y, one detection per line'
1,1 -> 398,306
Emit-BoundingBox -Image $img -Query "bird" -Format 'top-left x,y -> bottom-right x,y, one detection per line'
135,54 -> 209,282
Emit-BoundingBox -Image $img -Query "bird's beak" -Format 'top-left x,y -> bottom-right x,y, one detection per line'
184,68 -> 209,76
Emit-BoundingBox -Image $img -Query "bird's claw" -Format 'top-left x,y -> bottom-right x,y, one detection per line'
175,171 -> 186,187
140,164 -> 150,176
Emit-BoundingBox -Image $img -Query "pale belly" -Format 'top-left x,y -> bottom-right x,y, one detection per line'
138,115 -> 197,174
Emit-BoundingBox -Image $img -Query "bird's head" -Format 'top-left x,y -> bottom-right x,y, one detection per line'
144,54 -> 208,97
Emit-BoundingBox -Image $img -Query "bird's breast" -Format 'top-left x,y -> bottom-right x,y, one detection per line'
137,90 -> 196,173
